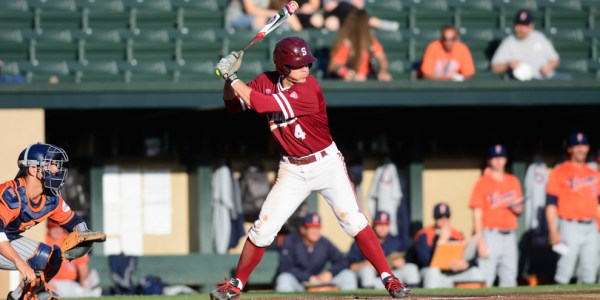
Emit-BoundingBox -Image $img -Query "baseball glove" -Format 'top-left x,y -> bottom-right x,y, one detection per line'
61,230 -> 107,260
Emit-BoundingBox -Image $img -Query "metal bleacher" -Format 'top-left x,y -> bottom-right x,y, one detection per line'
0,0 -> 598,83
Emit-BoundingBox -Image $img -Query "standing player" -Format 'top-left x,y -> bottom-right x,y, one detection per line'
211,36 -> 410,299
469,144 -> 523,287
0,143 -> 101,300
546,132 -> 599,284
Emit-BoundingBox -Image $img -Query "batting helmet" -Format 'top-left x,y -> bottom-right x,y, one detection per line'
273,36 -> 317,76
16,143 -> 69,196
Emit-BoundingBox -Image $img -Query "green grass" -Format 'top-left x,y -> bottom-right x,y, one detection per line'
66,284 -> 600,299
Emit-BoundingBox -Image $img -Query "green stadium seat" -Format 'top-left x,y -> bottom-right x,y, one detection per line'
180,11 -> 224,30
76,0 -> 125,12
82,41 -> 127,62
544,28 -> 585,42
132,42 -> 175,61
28,0 -> 77,11
120,60 -> 171,82
19,61 -> 73,83
374,30 -> 408,60
124,0 -> 172,11
0,43 -> 30,61
365,0 -> 408,29
386,58 -> 414,80
1,61 -> 21,77
448,0 -> 498,30
167,60 -> 221,82
0,11 -> 33,30
170,28 -> 218,42
0,30 -> 25,43
133,11 -> 177,30
470,71 -> 503,80
307,29 -> 337,49
32,41 -> 79,62
85,11 -> 130,30
24,29 -> 74,43
0,0 -> 29,11
179,41 -> 223,61
73,29 -> 121,43
171,0 -> 219,11
404,0 -> 452,30
69,60 -> 122,83
38,11 -> 81,30
557,58 -> 595,79
553,40 -> 591,60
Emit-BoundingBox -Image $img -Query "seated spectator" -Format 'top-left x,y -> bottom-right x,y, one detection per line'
226,0 -> 302,31
275,213 -> 357,292
414,203 -> 485,288
327,9 -> 392,81
322,0 -> 399,31
491,9 -> 567,80
347,211 -> 420,289
0,60 -> 27,84
419,25 -> 475,81
294,0 -> 325,30
45,221 -> 100,297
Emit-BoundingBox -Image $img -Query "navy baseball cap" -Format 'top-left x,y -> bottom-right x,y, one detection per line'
514,9 -> 533,25
302,213 -> 321,228
488,144 -> 507,158
433,203 -> 451,219
568,132 -> 589,146
373,211 -> 391,225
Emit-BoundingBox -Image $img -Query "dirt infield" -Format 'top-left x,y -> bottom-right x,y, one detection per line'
244,289 -> 600,299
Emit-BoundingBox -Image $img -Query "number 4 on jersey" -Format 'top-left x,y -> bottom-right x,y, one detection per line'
294,124 -> 306,140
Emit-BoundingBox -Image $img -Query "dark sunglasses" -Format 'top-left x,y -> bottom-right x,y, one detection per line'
441,36 -> 458,42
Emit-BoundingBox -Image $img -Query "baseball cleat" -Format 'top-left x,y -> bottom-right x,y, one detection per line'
383,275 -> 411,298
210,278 -> 242,300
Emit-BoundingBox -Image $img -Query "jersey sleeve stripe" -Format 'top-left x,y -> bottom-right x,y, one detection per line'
278,92 -> 295,118
272,94 -> 289,119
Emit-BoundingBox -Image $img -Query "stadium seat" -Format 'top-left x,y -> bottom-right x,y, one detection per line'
69,60 -> 122,83
223,30 -> 270,61
37,11 -> 81,30
19,60 -> 73,83
28,0 -> 77,11
492,0 -> 538,29
0,0 -> 28,11
133,11 -> 177,30
1,61 -> 22,77
179,11 -> 224,30
76,0 -> 125,12
124,0 -> 172,11
447,0 -> 498,30
556,59 -> 595,79
365,0 -> 408,29
0,30 -> 25,43
552,40 -> 591,60
404,0 -> 452,30
132,42 -> 175,62
167,59 -> 222,82
85,11 -> 130,30
120,60 -> 171,82
170,0 -> 219,11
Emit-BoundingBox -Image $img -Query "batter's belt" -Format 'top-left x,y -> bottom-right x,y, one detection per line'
285,150 -> 328,165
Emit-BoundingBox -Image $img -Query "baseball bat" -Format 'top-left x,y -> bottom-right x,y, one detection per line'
216,1 -> 299,77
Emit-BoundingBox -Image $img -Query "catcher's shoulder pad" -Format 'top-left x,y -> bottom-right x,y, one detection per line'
62,230 -> 107,260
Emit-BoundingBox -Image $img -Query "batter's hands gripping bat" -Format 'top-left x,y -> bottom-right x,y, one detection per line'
215,0 -> 299,77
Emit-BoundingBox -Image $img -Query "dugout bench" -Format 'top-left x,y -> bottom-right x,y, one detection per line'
88,251 -> 279,293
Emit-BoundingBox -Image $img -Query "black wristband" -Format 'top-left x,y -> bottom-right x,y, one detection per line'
226,73 -> 239,84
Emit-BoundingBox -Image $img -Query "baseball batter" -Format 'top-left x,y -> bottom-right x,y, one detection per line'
211,37 -> 410,299
469,144 -> 523,287
0,143 -> 92,300
546,132 -> 599,284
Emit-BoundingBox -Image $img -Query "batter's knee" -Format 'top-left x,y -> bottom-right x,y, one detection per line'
247,219 -> 279,247
338,211 -> 369,237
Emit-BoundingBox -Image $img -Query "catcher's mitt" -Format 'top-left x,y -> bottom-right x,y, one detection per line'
61,230 -> 107,260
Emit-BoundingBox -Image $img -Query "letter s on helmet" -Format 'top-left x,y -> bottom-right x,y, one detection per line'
273,37 -> 317,76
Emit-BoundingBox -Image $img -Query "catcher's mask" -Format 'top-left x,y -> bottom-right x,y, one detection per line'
16,143 -> 69,196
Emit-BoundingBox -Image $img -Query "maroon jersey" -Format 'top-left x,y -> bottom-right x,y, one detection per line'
225,72 -> 333,157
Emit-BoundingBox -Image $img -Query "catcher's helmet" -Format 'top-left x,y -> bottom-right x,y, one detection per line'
273,36 -> 317,76
16,143 -> 69,196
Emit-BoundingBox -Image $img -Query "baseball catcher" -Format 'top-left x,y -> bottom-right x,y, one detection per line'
0,143 -> 106,300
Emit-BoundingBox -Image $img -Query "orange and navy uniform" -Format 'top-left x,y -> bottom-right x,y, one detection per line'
546,161 -> 600,221
469,172 -> 523,230
413,225 -> 465,268
0,178 -> 82,240
45,233 -> 88,281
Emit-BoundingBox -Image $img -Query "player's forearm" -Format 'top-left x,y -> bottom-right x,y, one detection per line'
230,80 -> 252,107
546,205 -> 558,233
490,62 -> 509,74
472,208 -> 483,236
0,241 -> 25,266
